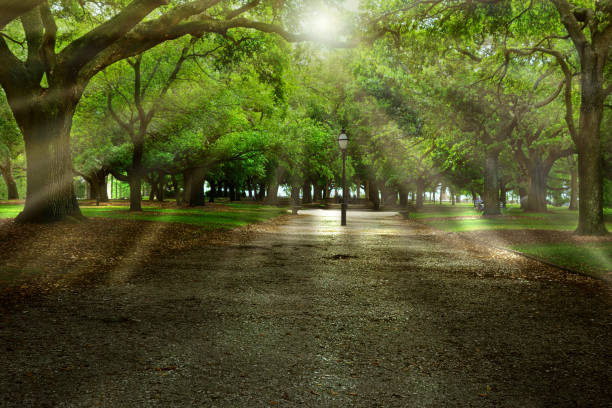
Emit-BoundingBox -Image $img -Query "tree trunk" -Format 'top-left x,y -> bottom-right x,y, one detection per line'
416,179 -> 424,209
569,160 -> 578,210
265,168 -> 281,204
450,188 -> 456,206
313,184 -> 321,202
291,185 -> 300,214
0,161 -> 19,200
519,187 -> 528,209
157,180 -> 165,202
369,179 -> 380,210
482,149 -> 501,216
15,104 -> 82,222
149,181 -> 158,201
128,174 -> 142,212
302,181 -> 312,204
499,182 -> 507,209
128,138 -> 144,212
399,185 -> 408,208
184,167 -> 205,206
257,183 -> 266,201
171,174 -> 182,205
525,164 -> 551,212
576,140 -> 606,234
208,180 -> 216,203
89,171 -> 109,203
574,82 -> 606,233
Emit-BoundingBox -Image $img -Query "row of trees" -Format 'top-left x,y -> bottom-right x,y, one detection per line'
0,0 -> 610,234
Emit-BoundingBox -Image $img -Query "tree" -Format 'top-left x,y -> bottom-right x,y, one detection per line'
363,0 -> 610,232
0,0 -> 313,222
0,91 -> 22,199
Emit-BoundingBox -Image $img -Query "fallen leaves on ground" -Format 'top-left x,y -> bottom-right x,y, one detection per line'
0,215 -> 289,306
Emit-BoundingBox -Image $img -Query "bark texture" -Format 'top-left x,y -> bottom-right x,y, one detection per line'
482,149 -> 501,216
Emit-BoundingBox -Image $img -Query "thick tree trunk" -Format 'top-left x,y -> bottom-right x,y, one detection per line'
574,89 -> 607,233
157,180 -> 165,202
15,105 -> 82,222
302,181 -> 312,204
415,179 -> 424,209
89,171 -> 109,203
183,167 -> 205,206
483,149 -> 501,216
128,174 -> 142,212
525,164 -> 551,212
313,184 -> 321,202
369,179 -> 380,210
569,161 -> 578,210
291,185 -> 300,215
266,183 -> 279,204
208,180 -> 216,203
576,141 -> 606,234
399,185 -> 408,208
0,161 -> 19,199
519,187 -> 528,210
257,183 -> 266,201
265,167 -> 281,204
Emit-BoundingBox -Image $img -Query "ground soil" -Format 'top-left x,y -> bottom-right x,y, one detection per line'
1,209 -> 610,407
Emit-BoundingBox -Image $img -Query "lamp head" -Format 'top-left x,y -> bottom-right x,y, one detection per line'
338,130 -> 348,151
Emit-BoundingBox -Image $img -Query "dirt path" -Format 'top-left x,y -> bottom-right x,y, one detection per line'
1,210 -> 610,407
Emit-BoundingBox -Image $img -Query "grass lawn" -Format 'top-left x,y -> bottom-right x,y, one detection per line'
411,204 -> 612,232
511,243 -> 612,279
409,203 -> 612,278
0,201 -> 288,229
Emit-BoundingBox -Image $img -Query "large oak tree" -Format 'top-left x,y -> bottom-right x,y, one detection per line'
0,0 -> 307,222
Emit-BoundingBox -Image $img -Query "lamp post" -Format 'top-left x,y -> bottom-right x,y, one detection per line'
338,129 -> 348,226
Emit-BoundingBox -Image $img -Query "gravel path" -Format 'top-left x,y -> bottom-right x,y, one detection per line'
1,210 -> 611,407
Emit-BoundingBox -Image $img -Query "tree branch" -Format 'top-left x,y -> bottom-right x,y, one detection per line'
39,1 -> 57,78
80,14 -> 353,80
57,0 -> 178,78
549,0 -> 589,57
532,80 -> 564,109
0,0 -> 45,30
224,0 -> 260,20
506,47 -> 578,141
107,92 -> 135,137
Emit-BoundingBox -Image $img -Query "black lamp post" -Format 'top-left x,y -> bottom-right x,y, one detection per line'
338,129 -> 348,226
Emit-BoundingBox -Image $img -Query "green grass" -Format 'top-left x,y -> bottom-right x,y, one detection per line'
411,204 -> 612,232
512,243 -> 612,278
0,202 -> 287,229
0,204 -> 21,218
409,203 -> 612,278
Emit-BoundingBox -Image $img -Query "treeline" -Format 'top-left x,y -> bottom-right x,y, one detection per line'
0,0 -> 610,235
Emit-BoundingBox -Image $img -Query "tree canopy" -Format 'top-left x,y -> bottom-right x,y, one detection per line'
0,0 -> 609,234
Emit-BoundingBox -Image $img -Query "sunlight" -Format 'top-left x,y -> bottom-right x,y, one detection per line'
303,9 -> 341,38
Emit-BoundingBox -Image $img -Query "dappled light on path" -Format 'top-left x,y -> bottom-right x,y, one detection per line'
1,210 -> 610,406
